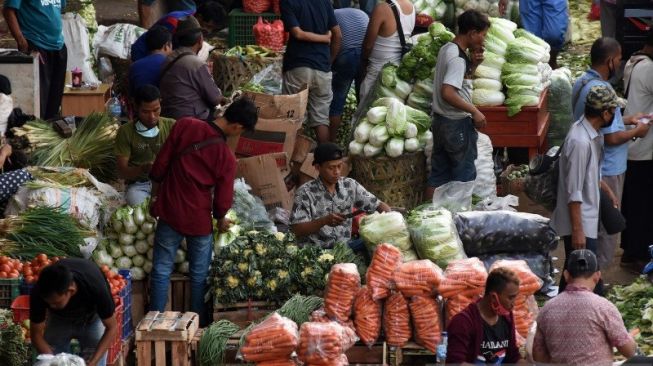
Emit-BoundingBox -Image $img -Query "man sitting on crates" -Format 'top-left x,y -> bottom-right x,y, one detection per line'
290,143 -> 391,250
30,259 -> 119,366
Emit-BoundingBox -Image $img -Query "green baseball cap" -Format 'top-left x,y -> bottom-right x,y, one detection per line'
586,84 -> 627,111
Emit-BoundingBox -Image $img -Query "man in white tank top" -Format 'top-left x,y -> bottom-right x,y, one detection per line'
358,0 -> 415,102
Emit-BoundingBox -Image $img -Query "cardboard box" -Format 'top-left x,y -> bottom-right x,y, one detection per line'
291,134 -> 316,164
297,154 -> 352,188
237,153 -> 293,211
235,118 -> 302,158
244,88 -> 308,121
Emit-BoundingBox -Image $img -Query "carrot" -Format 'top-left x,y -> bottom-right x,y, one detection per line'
383,292 -> 412,347
324,263 -> 361,323
240,313 -> 299,363
255,360 -> 297,366
298,322 -> 354,365
409,296 -> 442,353
366,243 -> 403,300
393,260 -> 443,298
353,286 -> 382,346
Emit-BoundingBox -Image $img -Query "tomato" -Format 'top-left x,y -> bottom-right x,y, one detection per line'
0,271 -> 7,278
25,275 -> 34,284
0,264 -> 11,273
8,270 -> 19,279
100,265 -> 110,274
0,257 -> 8,265
23,268 -> 33,277
15,262 -> 22,272
36,254 -> 47,262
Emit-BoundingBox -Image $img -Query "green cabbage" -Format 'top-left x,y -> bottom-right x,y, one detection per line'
502,62 -> 540,76
484,33 -> 507,56
367,106 -> 388,124
505,95 -> 540,116
480,52 -> 506,70
513,29 -> 551,52
473,78 -> 503,91
428,22 -> 448,38
474,64 -> 502,81
407,92 -> 432,113
386,99 -> 408,137
407,206 -> 466,268
385,137 -> 405,158
490,17 -> 518,32
405,105 -> 432,133
472,89 -> 505,106
488,23 -> 515,45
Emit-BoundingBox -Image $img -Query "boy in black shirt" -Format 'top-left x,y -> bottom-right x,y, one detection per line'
30,259 -> 118,366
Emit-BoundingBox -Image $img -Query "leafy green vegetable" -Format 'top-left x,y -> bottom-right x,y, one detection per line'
360,212 -> 414,256
473,78 -> 503,91
488,22 -> 515,45
484,33 -> 508,56
506,37 -> 548,64
502,63 -> 540,76
381,64 -> 399,88
407,93 -> 432,114
386,98 -> 408,137
472,89 -> 505,106
367,106 -> 388,125
407,205 -> 466,268
505,95 -> 540,116
474,64 -> 502,81
513,29 -> 551,52
501,73 -> 541,87
405,104 -> 432,133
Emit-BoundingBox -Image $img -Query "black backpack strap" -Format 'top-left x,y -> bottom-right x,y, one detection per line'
386,0 -> 407,51
160,51 -> 195,79
178,136 -> 225,157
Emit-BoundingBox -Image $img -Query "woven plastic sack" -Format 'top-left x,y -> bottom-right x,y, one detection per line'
243,0 -> 272,13
239,313 -> 299,363
366,243 -> 402,300
409,296 -> 442,352
324,263 -> 361,322
353,286 -> 382,347
393,259 -> 443,298
253,18 -> 286,52
383,292 -> 412,347
473,132 -> 497,199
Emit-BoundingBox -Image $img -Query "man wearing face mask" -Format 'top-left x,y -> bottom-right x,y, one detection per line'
115,85 -> 174,206
446,268 -> 523,365
552,84 -> 632,296
570,38 -> 649,275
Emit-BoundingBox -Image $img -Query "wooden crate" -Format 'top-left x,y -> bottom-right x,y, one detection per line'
213,301 -> 276,328
346,342 -> 388,365
387,342 -> 435,366
144,274 -> 192,312
136,311 -> 199,366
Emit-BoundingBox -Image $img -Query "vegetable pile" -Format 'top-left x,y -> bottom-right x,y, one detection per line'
409,295 -> 442,352
383,292 -> 412,347
353,286 -> 382,346
608,277 -> 653,355
366,243 -> 403,300
472,18 -> 513,107
297,321 -> 357,366
0,309 -> 28,366
19,254 -> 60,284
397,23 -> 454,85
240,313 -> 299,364
324,263 -> 361,323
198,320 -> 240,366
393,259 -> 443,298
547,67 -> 574,147
224,45 -> 279,58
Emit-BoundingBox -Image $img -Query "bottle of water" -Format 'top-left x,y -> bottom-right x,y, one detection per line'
436,331 -> 448,365
107,94 -> 122,119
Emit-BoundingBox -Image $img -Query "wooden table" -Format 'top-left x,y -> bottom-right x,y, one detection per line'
61,83 -> 111,116
479,90 -> 551,159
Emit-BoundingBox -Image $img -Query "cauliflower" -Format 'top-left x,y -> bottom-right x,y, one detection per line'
278,270 -> 289,280
274,232 -> 285,241
243,249 -> 253,257
226,275 -> 240,289
286,245 -> 299,255
237,263 -> 248,272
301,267 -> 314,278
318,253 -> 335,263
267,279 -> 278,291
254,243 -> 267,256
247,276 -> 258,287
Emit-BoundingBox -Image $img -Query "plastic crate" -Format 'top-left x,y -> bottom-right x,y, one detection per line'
227,8 -> 280,47
11,294 -> 29,324
0,277 -> 21,308
118,269 -> 133,340
107,299 -> 124,365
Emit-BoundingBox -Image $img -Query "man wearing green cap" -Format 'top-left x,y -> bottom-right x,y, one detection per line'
290,143 -> 391,248
551,84 -> 628,296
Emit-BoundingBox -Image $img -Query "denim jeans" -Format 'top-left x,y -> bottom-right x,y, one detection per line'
428,115 -> 478,188
150,220 -> 213,325
125,181 -> 151,206
559,236 -> 604,296
330,47 -> 361,117
44,313 -> 107,366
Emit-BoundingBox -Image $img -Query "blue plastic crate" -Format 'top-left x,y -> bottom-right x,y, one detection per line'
118,270 -> 133,340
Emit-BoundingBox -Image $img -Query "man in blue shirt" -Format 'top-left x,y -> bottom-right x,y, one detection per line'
571,37 -> 649,272
3,0 -> 67,120
129,25 -> 173,96
329,8 -> 368,142
281,0 -> 342,143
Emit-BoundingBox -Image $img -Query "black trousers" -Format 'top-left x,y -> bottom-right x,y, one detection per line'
32,43 -> 68,120
559,236 -> 604,296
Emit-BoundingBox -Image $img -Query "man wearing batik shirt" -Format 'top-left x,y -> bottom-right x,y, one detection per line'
290,143 -> 391,248
533,249 -> 638,366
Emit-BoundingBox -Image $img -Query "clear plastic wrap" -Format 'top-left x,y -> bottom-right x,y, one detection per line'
407,206 -> 467,268
34,354 -> 86,366
438,258 -> 488,321
431,180 -> 475,212
454,211 -> 558,256
298,322 -> 355,365
393,259 -> 443,298
256,360 -> 297,366
409,296 -> 442,353
383,292 -> 412,347
473,132 -> 497,199
359,212 -> 416,262
239,313 -> 299,363
353,286 -> 382,347
324,263 -> 361,323
232,178 -> 277,232
310,308 -> 330,323
366,243 -> 403,300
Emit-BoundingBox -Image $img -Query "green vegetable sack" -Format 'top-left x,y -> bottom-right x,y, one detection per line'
407,206 -> 466,268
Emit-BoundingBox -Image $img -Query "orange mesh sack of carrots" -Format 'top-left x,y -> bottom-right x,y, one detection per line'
409,296 -> 442,352
366,243 -> 403,300
383,292 -> 412,347
393,259 -> 443,298
239,313 -> 299,363
311,308 -> 330,323
353,286 -> 382,346
438,257 -> 488,321
256,361 -> 297,366
297,321 -> 356,365
489,260 -> 543,338
324,263 -> 361,322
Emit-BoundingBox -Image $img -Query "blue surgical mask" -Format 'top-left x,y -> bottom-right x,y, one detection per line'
135,121 -> 159,138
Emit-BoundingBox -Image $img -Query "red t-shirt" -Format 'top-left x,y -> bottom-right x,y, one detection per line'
150,117 -> 236,236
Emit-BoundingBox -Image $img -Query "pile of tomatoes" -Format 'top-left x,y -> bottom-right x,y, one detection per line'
100,265 -> 127,301
22,254 -> 61,285
0,256 -> 23,279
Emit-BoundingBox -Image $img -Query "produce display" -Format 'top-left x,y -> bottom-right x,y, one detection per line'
353,286 -> 382,346
19,254 -> 61,284
383,292 -> 412,347
407,206 -> 466,268
297,321 -> 356,366
0,309 -> 29,366
0,256 -> 25,279
359,212 -> 418,261
438,257 -> 488,320
239,313 -> 299,363
366,243 -> 403,300
608,277 -> 653,355
393,259 -> 442,298
324,263 -> 361,323
472,19 -> 512,107
505,164 -> 529,180
397,23 -> 454,85
409,296 -> 442,352
198,320 -> 240,366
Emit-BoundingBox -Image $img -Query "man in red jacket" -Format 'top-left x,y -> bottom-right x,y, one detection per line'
148,97 -> 257,326
446,268 -> 523,365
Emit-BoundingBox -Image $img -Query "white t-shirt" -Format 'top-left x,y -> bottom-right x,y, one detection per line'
432,42 -> 473,119
624,56 -> 653,161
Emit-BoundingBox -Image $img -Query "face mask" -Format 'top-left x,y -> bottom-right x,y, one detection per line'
135,120 -> 159,138
491,293 -> 511,317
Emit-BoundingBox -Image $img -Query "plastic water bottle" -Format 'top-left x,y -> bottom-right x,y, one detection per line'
436,331 -> 448,365
107,94 -> 122,119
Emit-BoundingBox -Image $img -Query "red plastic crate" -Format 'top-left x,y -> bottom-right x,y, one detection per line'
11,294 -> 29,324
107,300 -> 124,364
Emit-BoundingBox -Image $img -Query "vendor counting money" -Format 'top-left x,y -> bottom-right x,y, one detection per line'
290,143 -> 391,248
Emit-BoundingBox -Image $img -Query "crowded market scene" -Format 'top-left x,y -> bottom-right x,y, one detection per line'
0,0 -> 652,365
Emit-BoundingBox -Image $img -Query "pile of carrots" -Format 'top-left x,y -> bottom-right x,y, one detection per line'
240,313 -> 299,364
489,260 -> 542,341
353,286 -> 381,346
393,259 -> 443,298
366,243 -> 402,300
324,263 -> 361,323
383,292 -> 412,347
409,296 -> 442,352
437,257 -> 488,321
297,321 -> 356,366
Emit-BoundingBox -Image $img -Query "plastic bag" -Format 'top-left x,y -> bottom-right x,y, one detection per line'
438,258 -> 488,321
474,195 -> 519,212
92,23 -> 146,60
473,132 -> 497,199
324,263 -> 361,322
233,178 -> 277,232
360,212 -> 415,261
479,252 -> 553,284
63,13 -> 100,85
409,296 -> 442,353
253,18 -> 286,52
243,0 -> 272,13
454,211 -> 558,256
34,353 -> 86,366
432,181 -> 475,212
393,260 -> 443,298
297,322 -> 355,365
407,206 -> 466,268
249,61 -> 283,95
547,67 -> 573,147
256,360 -> 297,366
383,292 -> 412,347
353,286 -> 382,347
366,243 -> 402,300
239,312 -> 299,363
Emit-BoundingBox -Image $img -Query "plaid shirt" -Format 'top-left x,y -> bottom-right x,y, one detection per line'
290,177 -> 379,248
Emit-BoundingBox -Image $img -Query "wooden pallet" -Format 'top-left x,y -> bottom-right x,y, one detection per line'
135,311 -> 199,366
213,301 -> 276,328
387,342 -> 435,366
